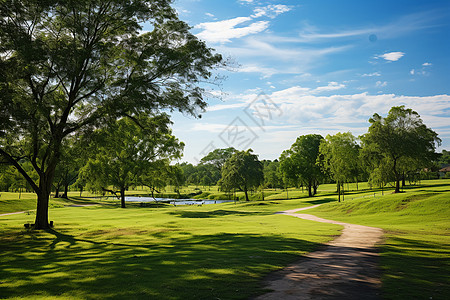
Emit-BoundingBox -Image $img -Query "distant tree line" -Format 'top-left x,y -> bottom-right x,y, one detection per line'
2,106 -> 445,207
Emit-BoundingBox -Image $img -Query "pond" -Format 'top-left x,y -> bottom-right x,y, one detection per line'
125,196 -> 234,205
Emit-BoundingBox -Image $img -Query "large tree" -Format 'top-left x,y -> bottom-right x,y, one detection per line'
279,134 -> 324,197
0,0 -> 222,228
79,114 -> 182,208
318,132 -> 360,202
360,106 -> 440,193
219,149 -> 264,201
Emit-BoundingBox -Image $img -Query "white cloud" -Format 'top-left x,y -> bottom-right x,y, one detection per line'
205,12 -> 215,17
423,62 -> 432,66
377,52 -> 405,61
361,72 -> 381,77
251,4 -> 291,19
195,17 -> 269,43
376,81 -> 387,87
313,81 -> 346,93
410,69 -> 415,75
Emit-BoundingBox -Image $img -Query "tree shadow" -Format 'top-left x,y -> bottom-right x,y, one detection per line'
380,235 -> 450,299
168,209 -> 267,218
304,198 -> 337,205
0,229 -> 322,299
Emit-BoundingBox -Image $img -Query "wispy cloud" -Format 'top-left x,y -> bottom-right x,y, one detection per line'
296,10 -> 445,43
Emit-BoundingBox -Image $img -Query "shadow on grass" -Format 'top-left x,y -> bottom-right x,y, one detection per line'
304,198 -> 337,205
0,229 -> 320,299
381,235 -> 450,300
168,209 -> 267,218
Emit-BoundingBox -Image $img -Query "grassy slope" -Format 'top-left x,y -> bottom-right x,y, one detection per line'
0,199 -> 341,299
1,180 -> 448,299
307,180 -> 450,300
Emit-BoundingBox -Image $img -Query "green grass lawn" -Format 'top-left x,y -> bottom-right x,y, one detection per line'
307,179 -> 450,300
1,180 -> 448,299
0,199 -> 341,299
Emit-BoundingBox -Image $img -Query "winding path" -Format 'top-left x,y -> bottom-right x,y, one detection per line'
256,205 -> 383,300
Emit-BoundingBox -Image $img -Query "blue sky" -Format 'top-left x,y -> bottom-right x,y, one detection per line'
167,0 -> 450,163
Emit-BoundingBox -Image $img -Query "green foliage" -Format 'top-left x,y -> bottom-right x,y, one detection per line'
219,149 -> 264,201
360,106 -> 440,193
318,132 -> 360,201
79,114 -> 183,207
0,0 -> 222,228
262,159 -> 283,189
279,134 -> 324,197
200,147 -> 237,170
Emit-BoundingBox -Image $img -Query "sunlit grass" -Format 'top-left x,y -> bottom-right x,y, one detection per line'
1,180 -> 448,299
0,199 -> 341,299
307,179 -> 450,300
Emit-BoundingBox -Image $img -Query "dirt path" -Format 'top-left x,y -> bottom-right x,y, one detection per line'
255,205 -> 383,300
0,211 -> 29,217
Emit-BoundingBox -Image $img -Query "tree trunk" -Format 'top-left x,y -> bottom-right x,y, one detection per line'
54,186 -> 60,198
35,190 -> 50,229
313,183 -> 318,195
395,178 -> 400,193
62,184 -> 69,199
120,187 -> 126,208
244,188 -> 249,201
393,158 -> 400,193
34,177 -> 53,229
337,182 -> 341,202
308,180 -> 313,197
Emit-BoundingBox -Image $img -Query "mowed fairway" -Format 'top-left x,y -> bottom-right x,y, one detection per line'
1,180 -> 449,299
0,200 -> 341,299
308,180 -> 450,300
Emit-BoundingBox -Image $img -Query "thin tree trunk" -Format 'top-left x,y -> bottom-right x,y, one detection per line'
342,183 -> 345,201
54,186 -> 60,198
244,188 -> 249,201
120,187 -> 126,208
337,182 -> 341,202
62,184 -> 69,199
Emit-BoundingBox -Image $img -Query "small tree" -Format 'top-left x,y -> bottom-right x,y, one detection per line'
279,134 -> 324,197
219,149 -> 264,201
318,132 -> 360,202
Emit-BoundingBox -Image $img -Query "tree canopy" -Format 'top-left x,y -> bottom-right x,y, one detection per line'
79,114 -> 182,208
0,0 -> 222,228
219,149 -> 264,201
318,132 -> 360,201
360,106 -> 441,193
279,134 -> 324,197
